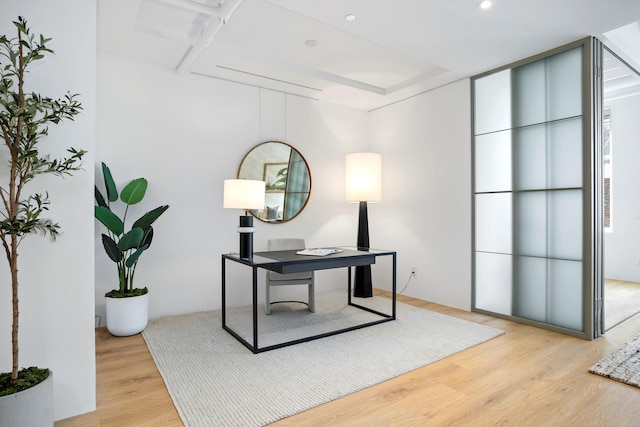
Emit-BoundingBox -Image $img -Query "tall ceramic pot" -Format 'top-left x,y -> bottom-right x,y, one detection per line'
0,369 -> 53,427
105,293 -> 149,336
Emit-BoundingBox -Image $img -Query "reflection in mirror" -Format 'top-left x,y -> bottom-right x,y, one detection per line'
238,141 -> 311,223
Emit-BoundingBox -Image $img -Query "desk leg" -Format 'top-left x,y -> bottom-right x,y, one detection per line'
253,265 -> 258,352
222,257 -> 226,328
347,266 -> 352,305
392,252 -> 397,319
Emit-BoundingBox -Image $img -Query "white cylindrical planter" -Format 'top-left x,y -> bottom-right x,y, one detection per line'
0,369 -> 53,427
106,293 -> 149,336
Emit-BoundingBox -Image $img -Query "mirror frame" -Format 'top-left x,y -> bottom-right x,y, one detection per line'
237,140 -> 312,223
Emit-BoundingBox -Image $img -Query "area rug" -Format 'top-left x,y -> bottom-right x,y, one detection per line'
142,291 -> 503,426
590,334 -> 640,387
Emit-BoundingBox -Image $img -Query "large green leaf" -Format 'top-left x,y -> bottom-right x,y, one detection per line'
101,234 -> 122,262
95,206 -> 124,236
101,162 -> 118,202
125,244 -> 149,268
117,227 -> 143,251
120,178 -> 147,205
132,205 -> 169,230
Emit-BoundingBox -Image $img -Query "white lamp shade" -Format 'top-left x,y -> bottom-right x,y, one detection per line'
345,152 -> 382,202
223,179 -> 265,209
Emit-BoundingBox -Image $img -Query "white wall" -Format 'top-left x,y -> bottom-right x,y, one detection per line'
370,80 -> 473,310
96,53 -> 474,317
604,94 -> 640,281
0,0 -> 96,420
95,54 -> 370,319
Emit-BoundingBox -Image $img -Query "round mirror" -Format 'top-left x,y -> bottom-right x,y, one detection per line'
238,141 -> 311,223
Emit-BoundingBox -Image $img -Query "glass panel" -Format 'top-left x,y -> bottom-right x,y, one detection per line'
513,256 -> 547,322
546,47 -> 583,121
475,193 -> 512,254
513,124 -> 547,191
512,46 -> 583,128
513,192 -> 547,257
513,257 -> 584,332
548,190 -> 582,261
475,252 -> 512,315
474,69 -> 512,135
513,119 -> 583,191
512,60 -> 546,127
475,130 -> 512,193
547,117 -> 583,188
548,259 -> 583,331
513,190 -> 582,260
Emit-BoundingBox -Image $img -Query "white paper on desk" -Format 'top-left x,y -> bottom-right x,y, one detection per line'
296,248 -> 344,256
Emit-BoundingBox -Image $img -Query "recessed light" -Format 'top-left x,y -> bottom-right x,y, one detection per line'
479,0 -> 492,9
345,14 -> 357,22
305,39 -> 318,48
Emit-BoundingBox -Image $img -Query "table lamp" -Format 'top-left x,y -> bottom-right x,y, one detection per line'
223,179 -> 265,260
345,152 -> 382,298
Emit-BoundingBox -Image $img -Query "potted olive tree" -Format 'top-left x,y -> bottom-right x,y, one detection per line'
0,17 -> 86,426
95,162 -> 169,336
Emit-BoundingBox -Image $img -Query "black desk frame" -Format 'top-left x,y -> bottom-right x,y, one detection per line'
221,247 -> 396,353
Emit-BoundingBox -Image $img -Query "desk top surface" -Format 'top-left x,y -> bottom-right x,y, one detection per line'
222,246 -> 395,273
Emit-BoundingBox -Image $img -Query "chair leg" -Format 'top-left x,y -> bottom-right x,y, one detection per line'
308,282 -> 315,313
265,284 -> 271,315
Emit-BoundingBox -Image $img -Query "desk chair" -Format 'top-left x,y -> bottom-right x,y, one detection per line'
265,238 -> 315,315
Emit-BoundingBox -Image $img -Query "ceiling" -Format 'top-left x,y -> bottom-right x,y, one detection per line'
98,0 -> 640,110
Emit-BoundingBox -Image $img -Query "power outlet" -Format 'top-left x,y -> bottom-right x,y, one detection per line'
411,268 -> 417,277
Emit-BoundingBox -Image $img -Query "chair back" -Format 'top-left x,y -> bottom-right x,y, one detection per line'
268,238 -> 306,251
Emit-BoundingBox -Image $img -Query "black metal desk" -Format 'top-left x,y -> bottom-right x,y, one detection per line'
221,247 -> 396,353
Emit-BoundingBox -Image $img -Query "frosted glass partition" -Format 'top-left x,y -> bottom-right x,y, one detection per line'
474,130 -> 512,193
473,44 -> 586,334
475,252 -> 512,316
513,118 -> 583,190
513,190 -> 583,260
512,47 -> 583,127
475,193 -> 512,254
474,69 -> 512,135
512,257 -> 583,331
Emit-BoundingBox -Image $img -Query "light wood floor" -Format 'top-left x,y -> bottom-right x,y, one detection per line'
56,291 -> 640,426
605,279 -> 640,330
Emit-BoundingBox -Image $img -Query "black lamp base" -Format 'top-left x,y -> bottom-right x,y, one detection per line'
238,214 -> 254,260
354,201 -> 373,298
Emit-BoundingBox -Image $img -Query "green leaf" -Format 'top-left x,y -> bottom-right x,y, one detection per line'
120,178 -> 147,205
101,162 -> 118,202
94,186 -> 108,208
132,205 -> 169,230
141,227 -> 154,248
95,206 -> 124,236
101,234 -> 122,262
125,244 -> 149,268
117,227 -> 143,251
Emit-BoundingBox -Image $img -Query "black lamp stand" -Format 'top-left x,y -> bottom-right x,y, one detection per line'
238,213 -> 255,260
354,201 -> 373,297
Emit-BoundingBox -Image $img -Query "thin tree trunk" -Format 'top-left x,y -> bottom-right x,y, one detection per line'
8,24 -> 25,384
10,235 -> 18,382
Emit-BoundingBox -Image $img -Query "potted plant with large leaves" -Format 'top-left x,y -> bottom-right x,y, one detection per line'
0,17 -> 86,426
95,162 -> 169,336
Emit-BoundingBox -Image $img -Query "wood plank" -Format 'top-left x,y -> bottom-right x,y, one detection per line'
56,291 -> 640,426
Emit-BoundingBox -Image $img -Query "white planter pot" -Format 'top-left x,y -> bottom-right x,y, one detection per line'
0,369 -> 53,427
106,293 -> 149,336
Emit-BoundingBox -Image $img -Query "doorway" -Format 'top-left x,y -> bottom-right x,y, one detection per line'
602,47 -> 640,331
